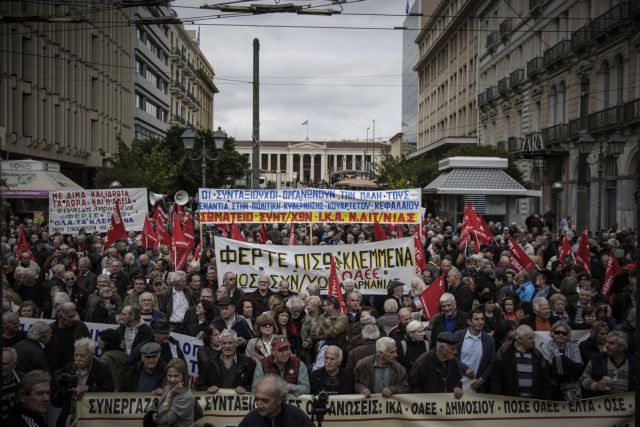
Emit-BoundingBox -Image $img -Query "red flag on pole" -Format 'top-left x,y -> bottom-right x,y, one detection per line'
419,274 -> 445,320
602,252 -> 623,298
460,203 -> 472,250
182,210 -> 195,249
231,223 -> 245,242
475,213 -> 494,246
218,224 -> 230,238
141,215 -> 158,249
413,225 -> 427,273
289,223 -> 296,246
507,235 -> 536,273
576,225 -> 591,275
104,200 -> 128,248
328,255 -> 348,315
258,224 -> 268,244
373,221 -> 387,241
193,240 -> 202,262
559,234 -> 574,265
153,205 -> 171,249
15,224 -> 33,259
171,212 -> 191,271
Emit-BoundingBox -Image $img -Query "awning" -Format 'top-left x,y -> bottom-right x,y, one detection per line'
1,160 -> 83,198
423,167 -> 541,197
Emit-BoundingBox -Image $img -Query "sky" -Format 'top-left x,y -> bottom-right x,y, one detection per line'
172,0 -> 410,142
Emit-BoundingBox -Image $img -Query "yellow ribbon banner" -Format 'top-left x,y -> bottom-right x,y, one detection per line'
77,390 -> 635,427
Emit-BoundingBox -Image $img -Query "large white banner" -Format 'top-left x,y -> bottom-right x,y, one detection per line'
48,188 -> 148,235
215,236 -> 418,295
198,188 -> 422,224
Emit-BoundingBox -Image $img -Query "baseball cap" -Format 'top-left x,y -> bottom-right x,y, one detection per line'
272,335 -> 291,351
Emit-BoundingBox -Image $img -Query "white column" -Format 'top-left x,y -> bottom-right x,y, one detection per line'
267,153 -> 272,171
320,154 -> 327,182
310,155 -> 315,182
287,152 -> 293,183
342,155 -> 346,170
276,153 -> 281,172
361,155 -> 366,171
299,154 -> 304,182
333,155 -> 337,172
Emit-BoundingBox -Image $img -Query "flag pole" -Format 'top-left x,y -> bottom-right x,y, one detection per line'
199,213 -> 205,261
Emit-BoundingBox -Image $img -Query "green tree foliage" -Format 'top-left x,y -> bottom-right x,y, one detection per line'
374,144 -> 523,189
95,126 -> 249,195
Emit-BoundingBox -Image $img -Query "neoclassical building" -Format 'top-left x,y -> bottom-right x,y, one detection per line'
477,0 -> 639,230
234,139 -> 388,185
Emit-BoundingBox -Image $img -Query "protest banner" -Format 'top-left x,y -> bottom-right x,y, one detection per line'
76,390 -> 635,427
49,188 -> 148,235
198,188 -> 422,224
214,236 -> 418,295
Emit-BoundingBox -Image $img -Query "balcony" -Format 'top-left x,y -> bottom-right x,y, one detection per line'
478,91 -> 487,107
589,105 -> 624,133
486,31 -> 499,50
543,40 -> 571,68
527,57 -> 544,79
508,136 -> 522,152
498,77 -> 510,96
569,117 -> 588,136
170,80 -> 187,98
170,114 -> 186,126
591,2 -> 628,39
510,68 -> 525,88
499,19 -> 512,38
486,85 -> 498,101
169,48 -> 181,61
571,25 -> 591,52
542,123 -> 569,145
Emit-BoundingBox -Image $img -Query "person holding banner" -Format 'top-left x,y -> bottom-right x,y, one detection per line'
580,330 -> 636,395
353,337 -> 408,398
146,358 -> 194,427
122,342 -> 166,394
409,332 -> 463,398
251,336 -> 310,396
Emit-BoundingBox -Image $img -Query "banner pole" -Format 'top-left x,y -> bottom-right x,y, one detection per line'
199,214 -> 205,261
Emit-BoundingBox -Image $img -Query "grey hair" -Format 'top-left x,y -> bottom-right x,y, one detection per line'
74,337 -> 97,353
362,324 -> 381,340
383,298 -> 398,313
220,328 -> 238,340
306,283 -> 321,296
439,292 -> 455,304
551,320 -> 572,335
324,345 -> 343,363
515,324 -> 534,339
27,321 -> 51,341
3,347 -> 17,366
16,370 -> 50,402
607,330 -> 628,350
51,264 -> 66,275
53,292 -> 72,305
516,270 -> 530,282
532,297 -> 548,312
286,296 -> 304,309
376,337 -> 396,353
3,311 -> 18,322
167,271 -> 186,287
256,374 -> 288,400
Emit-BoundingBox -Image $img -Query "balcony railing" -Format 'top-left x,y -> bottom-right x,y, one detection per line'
170,114 -> 186,125
543,40 -> 571,67
571,25 -> 591,51
542,123 -> 569,144
486,86 -> 498,101
508,136 -> 522,152
591,2 -> 628,39
486,31 -> 499,49
522,131 -> 544,152
589,105 -> 624,133
498,77 -> 510,95
499,19 -> 512,38
510,68 -> 525,87
527,57 -> 544,78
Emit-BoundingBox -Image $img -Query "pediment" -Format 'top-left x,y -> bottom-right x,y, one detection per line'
290,142 -> 325,150
574,60 -> 593,76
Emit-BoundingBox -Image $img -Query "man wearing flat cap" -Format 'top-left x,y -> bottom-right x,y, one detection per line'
252,335 -> 310,396
409,332 -> 463,399
213,297 -> 253,348
127,319 -> 185,367
122,342 -> 166,394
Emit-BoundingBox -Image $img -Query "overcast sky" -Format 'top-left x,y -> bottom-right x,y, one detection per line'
173,0 -> 409,142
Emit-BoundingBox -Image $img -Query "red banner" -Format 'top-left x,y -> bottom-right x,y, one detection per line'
289,223 -> 296,246
413,226 -> 427,273
171,213 -> 191,271
419,274 -> 445,320
15,224 -> 33,259
559,234 -> 574,265
230,223 -> 245,242
104,200 -> 128,248
602,252 -> 623,298
258,224 -> 268,244
141,215 -> 157,249
507,235 -> 536,273
328,255 -> 347,315
576,225 -> 591,275
373,221 -> 387,242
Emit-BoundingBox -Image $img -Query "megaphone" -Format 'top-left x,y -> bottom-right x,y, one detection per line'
149,192 -> 166,206
174,190 -> 189,206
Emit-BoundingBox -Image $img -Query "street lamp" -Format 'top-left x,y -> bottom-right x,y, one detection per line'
577,132 -> 626,231
181,126 -> 227,189
551,181 -> 563,231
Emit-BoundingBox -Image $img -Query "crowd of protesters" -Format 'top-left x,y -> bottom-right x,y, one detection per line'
1,212 -> 637,426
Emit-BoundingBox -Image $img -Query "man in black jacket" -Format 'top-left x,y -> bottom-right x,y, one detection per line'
122,342 -> 165,393
197,329 -> 255,393
409,332 -> 463,398
116,305 -> 153,355
428,293 -> 468,349
6,370 -> 51,427
309,345 -> 354,395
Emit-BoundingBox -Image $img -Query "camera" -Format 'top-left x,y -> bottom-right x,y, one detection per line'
310,391 -> 330,427
51,372 -> 78,406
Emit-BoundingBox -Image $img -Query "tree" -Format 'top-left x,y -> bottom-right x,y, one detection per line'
95,126 -> 249,195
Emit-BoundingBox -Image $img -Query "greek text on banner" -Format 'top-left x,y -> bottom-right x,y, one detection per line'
198,188 -> 422,224
76,390 -> 635,427
214,236 -> 418,295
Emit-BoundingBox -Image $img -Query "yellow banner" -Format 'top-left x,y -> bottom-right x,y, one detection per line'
76,391 -> 635,426
200,211 -> 418,224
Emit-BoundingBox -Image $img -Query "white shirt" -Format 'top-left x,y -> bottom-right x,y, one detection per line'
170,288 -> 189,323
460,329 -> 483,376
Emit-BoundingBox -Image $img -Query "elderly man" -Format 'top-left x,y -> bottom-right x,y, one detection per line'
249,274 -> 275,315
46,302 -> 90,371
1,348 -> 20,419
122,342 -> 165,393
116,305 -> 153,355
454,308 -> 495,393
409,332 -> 463,398
14,321 -> 51,373
353,337 -> 409,398
346,289 -> 362,323
490,324 -> 551,399
515,270 -> 535,303
252,336 -> 310,396
309,345 -> 354,395
128,319 -> 185,367
223,272 -> 245,305
240,375 -> 314,427
85,274 -> 122,318
276,279 -> 293,305
520,297 -> 552,331
2,312 -> 25,347
580,330 -> 636,394
213,297 -> 253,346
568,286 -> 594,325
123,275 -> 149,307
76,257 -> 97,291
52,338 -> 113,425
197,329 -> 256,394
158,271 -> 195,334
109,260 -> 131,298
446,267 -> 473,313
138,291 -> 166,323
6,370 -> 52,426
428,293 -> 469,349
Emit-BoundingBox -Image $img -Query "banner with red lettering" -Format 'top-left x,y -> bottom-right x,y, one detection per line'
602,253 -> 623,298
104,200 -> 128,247
507,236 -> 536,273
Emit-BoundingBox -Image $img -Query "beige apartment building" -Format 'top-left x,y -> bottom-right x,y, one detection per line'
477,0 -> 639,230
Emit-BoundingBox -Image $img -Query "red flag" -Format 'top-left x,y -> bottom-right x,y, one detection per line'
507,235 -> 536,273
328,255 -> 347,315
576,225 -> 591,275
419,274 -> 445,320
258,224 -> 268,244
373,221 -> 387,241
413,225 -> 427,273
218,224 -> 230,238
460,203 -> 472,250
396,225 -> 404,238
289,223 -> 296,246
153,205 -> 171,249
175,204 -> 185,224
104,200 -> 128,248
182,210 -> 195,249
602,252 -> 623,298
15,224 -> 33,259
475,213 -> 494,246
559,234 -> 574,265
193,240 -> 202,262
231,223 -> 245,242
171,212 -> 191,271
141,215 -> 158,249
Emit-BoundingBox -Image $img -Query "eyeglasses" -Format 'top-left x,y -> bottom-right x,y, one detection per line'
64,278 -> 75,281
554,330 -> 568,336
260,324 -> 273,328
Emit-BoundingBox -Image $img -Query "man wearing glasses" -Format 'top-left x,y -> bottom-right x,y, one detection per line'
61,271 -> 89,315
